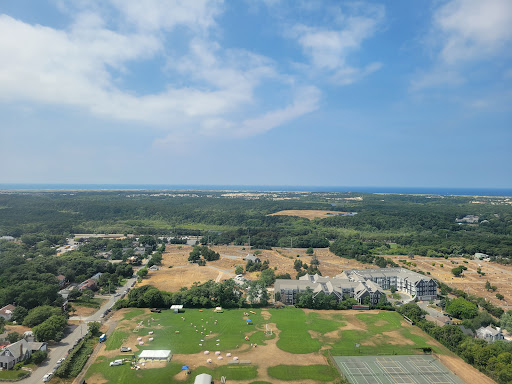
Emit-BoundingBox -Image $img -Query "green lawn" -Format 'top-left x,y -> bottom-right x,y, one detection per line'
0,370 -> 29,380
105,330 -> 129,351
268,365 -> 339,381
86,307 -> 443,383
329,311 -> 435,355
271,307 -> 342,354
86,356 -> 257,384
114,308 -> 267,355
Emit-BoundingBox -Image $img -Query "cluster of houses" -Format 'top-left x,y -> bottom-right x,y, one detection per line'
0,305 -> 47,370
274,268 -> 438,305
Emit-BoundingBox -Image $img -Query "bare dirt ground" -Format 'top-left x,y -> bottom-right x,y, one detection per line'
72,305 -> 99,318
384,255 -> 512,309
268,210 -> 355,220
141,244 -> 370,292
437,354 -> 496,384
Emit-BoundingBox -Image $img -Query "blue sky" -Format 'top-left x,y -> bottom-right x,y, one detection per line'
0,0 -> 511,187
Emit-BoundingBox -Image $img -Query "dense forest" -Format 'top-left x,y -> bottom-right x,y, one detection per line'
1,190 -> 511,258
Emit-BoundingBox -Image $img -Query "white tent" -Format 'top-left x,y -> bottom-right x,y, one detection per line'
138,350 -> 172,361
194,373 -> 212,384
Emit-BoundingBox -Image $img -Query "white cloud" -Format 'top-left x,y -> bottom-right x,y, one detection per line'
236,86 -> 321,137
410,69 -> 465,91
411,0 -> 512,91
289,3 -> 385,85
0,1 -> 318,144
434,0 -> 512,64
109,0 -> 223,32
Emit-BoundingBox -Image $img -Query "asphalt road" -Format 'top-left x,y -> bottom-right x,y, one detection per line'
22,276 -> 137,384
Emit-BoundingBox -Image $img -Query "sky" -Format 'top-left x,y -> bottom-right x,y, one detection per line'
0,0 -> 511,188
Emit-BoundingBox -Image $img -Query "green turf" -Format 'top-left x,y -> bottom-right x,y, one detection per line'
123,308 -> 145,320
268,365 -> 339,381
105,330 -> 128,351
86,355 -> 257,384
328,311 -> 436,355
271,307 -> 342,354
119,308 -> 266,354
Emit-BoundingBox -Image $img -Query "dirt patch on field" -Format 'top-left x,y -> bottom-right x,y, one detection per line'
72,305 -> 98,318
437,354 -> 496,384
260,309 -> 271,320
381,331 -> 415,345
86,372 -> 108,384
172,325 -> 328,384
269,210 -> 356,220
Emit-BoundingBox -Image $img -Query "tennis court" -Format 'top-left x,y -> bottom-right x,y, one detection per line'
332,355 -> 464,384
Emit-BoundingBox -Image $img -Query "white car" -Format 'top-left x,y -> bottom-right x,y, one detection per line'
57,358 -> 65,364
109,359 -> 124,366
43,373 -> 52,382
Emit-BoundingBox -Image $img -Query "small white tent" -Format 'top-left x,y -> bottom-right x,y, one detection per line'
194,373 -> 212,384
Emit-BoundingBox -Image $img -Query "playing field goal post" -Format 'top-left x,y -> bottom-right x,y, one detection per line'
265,323 -> 273,336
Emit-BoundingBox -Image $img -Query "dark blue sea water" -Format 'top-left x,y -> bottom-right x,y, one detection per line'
0,184 -> 511,196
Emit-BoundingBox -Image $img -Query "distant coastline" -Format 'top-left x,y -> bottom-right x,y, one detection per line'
0,184 -> 511,197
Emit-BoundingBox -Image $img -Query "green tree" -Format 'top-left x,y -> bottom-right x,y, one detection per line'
82,289 -> 95,301
32,315 -> 67,342
451,267 -> 463,277
235,265 -> 243,275
10,306 -> 28,324
496,293 -> 505,300
0,317 -> 4,333
88,321 -> 101,336
67,289 -> 82,301
306,247 -> 314,255
446,297 -> 478,319
485,280 -> 491,290
31,351 -> 47,365
259,268 -> 275,287
500,311 -> 512,332
7,331 -> 21,343
137,268 -> 148,279
23,305 -> 62,327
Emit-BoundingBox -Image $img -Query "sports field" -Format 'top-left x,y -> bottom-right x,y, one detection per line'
84,307 -> 482,383
332,355 -> 464,384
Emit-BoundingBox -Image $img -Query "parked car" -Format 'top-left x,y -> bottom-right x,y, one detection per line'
120,346 -> 132,352
57,358 -> 65,364
114,293 -> 120,297
150,308 -> 161,313
43,373 -> 53,382
110,359 -> 124,366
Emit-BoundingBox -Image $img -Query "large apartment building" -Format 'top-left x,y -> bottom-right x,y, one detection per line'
274,268 -> 437,305
339,268 -> 438,301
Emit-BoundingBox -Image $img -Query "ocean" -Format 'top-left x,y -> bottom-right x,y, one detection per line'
0,184 -> 511,197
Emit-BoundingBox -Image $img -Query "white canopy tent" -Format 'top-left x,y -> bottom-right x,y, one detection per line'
138,350 -> 172,361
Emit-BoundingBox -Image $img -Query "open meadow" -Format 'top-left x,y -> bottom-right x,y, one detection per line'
141,244 -> 369,292
83,307 -> 490,384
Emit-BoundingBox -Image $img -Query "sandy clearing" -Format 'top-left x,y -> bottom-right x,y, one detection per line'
269,210 -> 356,220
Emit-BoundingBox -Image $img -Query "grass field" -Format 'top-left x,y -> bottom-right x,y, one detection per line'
85,307 -> 460,384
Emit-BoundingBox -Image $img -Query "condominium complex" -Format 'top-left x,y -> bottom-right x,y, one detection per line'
274,268 -> 437,305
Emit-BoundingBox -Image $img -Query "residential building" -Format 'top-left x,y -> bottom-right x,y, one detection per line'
476,326 -> 505,343
339,268 -> 438,301
0,339 -> 31,369
0,305 -> 16,321
274,268 -> 437,305
244,254 -> 261,263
